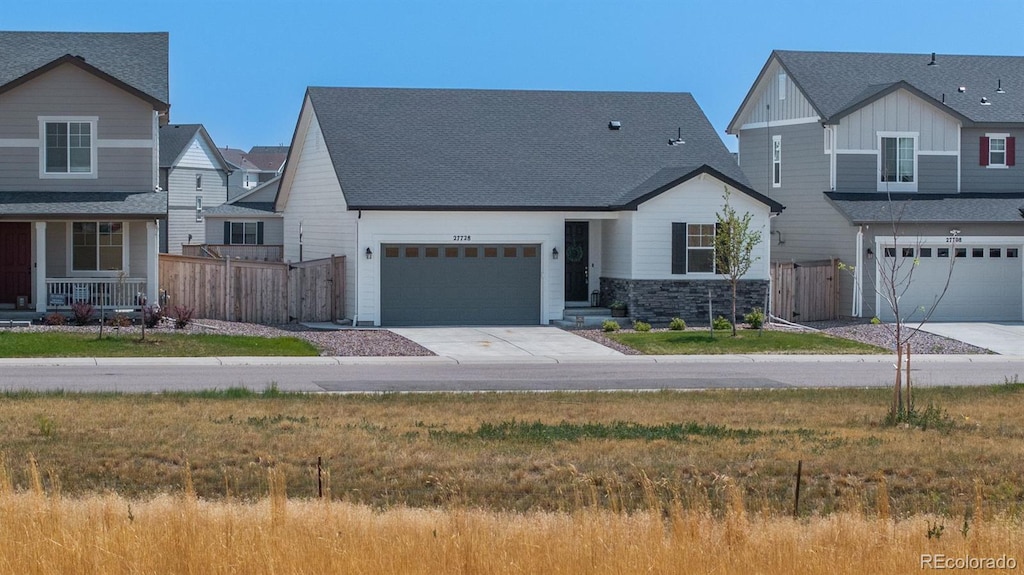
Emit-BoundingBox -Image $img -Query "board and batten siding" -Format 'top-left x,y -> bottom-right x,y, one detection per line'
0,63 -> 155,192
600,212 -> 632,278
835,89 -> 960,152
733,59 -> 818,128
961,128 -> 1024,193
280,106 -> 358,318
631,176 -> 770,281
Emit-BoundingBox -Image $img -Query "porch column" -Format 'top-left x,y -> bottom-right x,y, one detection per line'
146,220 -> 159,307
34,222 -> 46,312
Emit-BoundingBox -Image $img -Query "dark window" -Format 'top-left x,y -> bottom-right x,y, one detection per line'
425,247 -> 439,258
523,246 -> 537,258
404,247 -> 419,258
1008,248 -> 1020,258
444,247 -> 459,258
484,247 -> 498,258
880,136 -> 914,183
45,121 -> 92,173
384,247 -> 399,258
195,174 -> 203,190
955,248 -> 967,258
503,247 -> 517,257
919,248 -> 932,257
229,222 -> 260,245
990,248 -> 1002,258
937,248 -> 950,258
465,247 -> 478,258
902,247 -> 914,257
884,247 -> 896,257
972,247 -> 985,258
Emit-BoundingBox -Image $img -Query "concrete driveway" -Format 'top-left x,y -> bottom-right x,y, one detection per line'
916,322 -> 1024,355
389,326 -> 622,361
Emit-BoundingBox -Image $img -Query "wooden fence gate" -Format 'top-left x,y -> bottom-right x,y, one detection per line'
159,254 -> 346,324
770,259 -> 839,322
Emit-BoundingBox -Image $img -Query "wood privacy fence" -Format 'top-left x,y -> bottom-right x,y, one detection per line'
770,259 -> 839,322
158,254 -> 345,324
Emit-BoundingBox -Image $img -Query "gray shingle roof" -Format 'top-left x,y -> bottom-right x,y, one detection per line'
772,50 -> 1024,124
0,192 -> 167,218
307,87 -> 750,210
204,202 -> 278,217
616,166 -> 784,212
825,192 -> 1024,224
0,31 -> 169,105
158,124 -> 201,167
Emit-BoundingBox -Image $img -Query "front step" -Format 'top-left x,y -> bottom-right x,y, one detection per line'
554,308 -> 630,329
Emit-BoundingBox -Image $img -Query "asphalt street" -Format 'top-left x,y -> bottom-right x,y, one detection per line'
1,355 -> 1022,393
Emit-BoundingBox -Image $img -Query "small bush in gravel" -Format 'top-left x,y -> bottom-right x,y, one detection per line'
107,314 -> 132,328
70,302 -> 94,326
712,315 -> 732,331
172,305 -> 195,329
43,313 -> 67,326
870,316 -> 882,325
632,321 -> 651,332
669,317 -> 686,331
142,305 -> 164,329
602,320 -> 620,332
744,307 -> 765,329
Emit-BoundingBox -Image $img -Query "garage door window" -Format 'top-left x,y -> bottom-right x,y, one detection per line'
465,247 -> 478,257
385,247 -> 399,258
955,248 -> 967,258
972,248 -> 985,258
937,248 -> 949,258
405,247 -> 419,258
1008,248 -> 1019,258
920,248 -> 932,257
524,246 -> 537,258
902,247 -> 914,257
484,247 -> 498,257
503,247 -> 517,257
445,247 -> 459,257
425,247 -> 439,258
991,248 -> 1002,258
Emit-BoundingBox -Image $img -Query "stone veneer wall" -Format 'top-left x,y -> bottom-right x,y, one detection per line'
600,277 -> 769,326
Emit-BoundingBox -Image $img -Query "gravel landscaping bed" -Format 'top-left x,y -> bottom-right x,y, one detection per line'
565,320 -> 991,355
2,319 -> 434,357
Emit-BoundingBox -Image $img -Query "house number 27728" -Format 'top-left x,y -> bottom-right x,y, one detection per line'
453,235 -> 471,241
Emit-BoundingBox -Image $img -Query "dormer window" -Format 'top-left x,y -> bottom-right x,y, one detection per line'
40,117 -> 97,178
878,132 -> 917,192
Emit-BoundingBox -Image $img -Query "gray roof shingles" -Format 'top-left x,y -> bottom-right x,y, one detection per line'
158,124 -> 201,167
0,192 -> 168,218
307,87 -> 753,210
773,50 -> 1024,124
204,202 -> 277,216
0,31 -> 169,105
825,192 -> 1024,224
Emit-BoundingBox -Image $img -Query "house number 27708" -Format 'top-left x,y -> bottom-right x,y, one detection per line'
453,235 -> 471,241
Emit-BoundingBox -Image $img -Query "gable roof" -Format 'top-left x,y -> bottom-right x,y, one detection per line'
219,147 -> 262,171
244,146 -> 288,171
158,124 -> 233,171
825,191 -> 1024,224
0,31 -> 169,107
304,87 -> 755,211
764,50 -> 1024,126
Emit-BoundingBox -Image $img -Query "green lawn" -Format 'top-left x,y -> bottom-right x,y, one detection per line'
608,329 -> 887,355
0,331 -> 319,357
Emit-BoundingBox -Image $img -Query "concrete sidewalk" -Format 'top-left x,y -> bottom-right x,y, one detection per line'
389,326 -> 623,361
916,322 -> 1024,355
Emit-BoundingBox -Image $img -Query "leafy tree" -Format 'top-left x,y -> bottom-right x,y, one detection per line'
714,189 -> 763,337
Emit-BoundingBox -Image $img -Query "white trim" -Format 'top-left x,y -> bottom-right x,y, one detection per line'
985,132 -> 1010,168
739,116 -> 820,131
0,138 -> 39,147
853,226 -> 863,317
877,131 -> 918,192
879,235 -> 1024,246
39,116 -> 98,180
771,135 -> 782,188
823,126 -> 833,154
64,220 -> 130,277
34,222 -> 47,313
835,149 -> 878,155
778,72 -> 787,101
97,139 -> 153,149
917,150 -> 959,156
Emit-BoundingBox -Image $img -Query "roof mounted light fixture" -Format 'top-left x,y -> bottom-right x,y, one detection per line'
608,121 -> 622,130
668,127 -> 685,146
996,79 -> 1005,94
927,52 -> 937,66
981,97 -> 991,106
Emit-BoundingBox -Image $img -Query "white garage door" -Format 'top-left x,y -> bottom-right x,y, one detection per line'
878,245 -> 1022,322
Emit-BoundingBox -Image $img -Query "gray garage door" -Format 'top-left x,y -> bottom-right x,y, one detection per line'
380,244 -> 542,326
878,245 -> 1022,322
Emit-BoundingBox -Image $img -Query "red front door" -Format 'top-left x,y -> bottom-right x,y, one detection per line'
0,223 -> 31,304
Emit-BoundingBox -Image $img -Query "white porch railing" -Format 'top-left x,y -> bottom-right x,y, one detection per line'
45,278 -> 148,310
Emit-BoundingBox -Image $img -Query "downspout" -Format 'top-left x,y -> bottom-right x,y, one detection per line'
353,210 -> 360,326
853,226 -> 863,317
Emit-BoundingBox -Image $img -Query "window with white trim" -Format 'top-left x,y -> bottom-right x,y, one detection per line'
985,133 -> 1009,167
195,196 -> 203,223
196,173 -> 203,190
229,222 -> 260,245
72,222 -> 123,271
772,135 -> 781,188
778,72 -> 786,100
687,224 -> 715,273
878,133 -> 916,191
42,118 -> 96,176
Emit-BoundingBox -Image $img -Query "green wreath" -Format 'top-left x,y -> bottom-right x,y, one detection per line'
566,244 -> 584,263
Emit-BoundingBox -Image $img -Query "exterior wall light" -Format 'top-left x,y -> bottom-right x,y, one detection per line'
365,247 -> 373,259
552,247 -> 559,260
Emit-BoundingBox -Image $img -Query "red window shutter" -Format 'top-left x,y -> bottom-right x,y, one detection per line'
980,136 -> 990,166
1007,136 -> 1016,166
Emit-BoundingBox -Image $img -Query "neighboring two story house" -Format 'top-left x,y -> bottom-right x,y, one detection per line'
158,123 -> 233,254
729,51 -> 1024,322
276,87 -> 782,326
221,145 -> 287,201
0,32 -> 169,313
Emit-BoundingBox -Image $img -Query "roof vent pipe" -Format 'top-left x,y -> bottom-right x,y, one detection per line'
997,79 -> 1005,94
927,52 -> 937,66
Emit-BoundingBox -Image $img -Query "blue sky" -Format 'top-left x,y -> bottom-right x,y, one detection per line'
8,0 -> 1024,152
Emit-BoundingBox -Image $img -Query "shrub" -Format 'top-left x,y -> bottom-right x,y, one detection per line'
143,305 -> 164,329
870,316 -> 882,325
632,321 -> 651,332
744,307 -> 765,329
712,315 -> 732,331
668,317 -> 686,331
108,314 -> 132,328
172,305 -> 195,329
70,302 -> 95,326
601,320 -> 620,332
609,301 -> 626,310
43,313 -> 67,326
